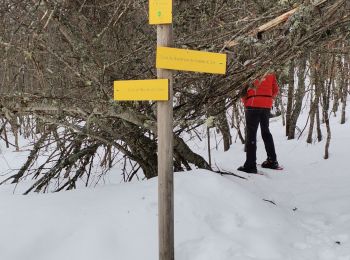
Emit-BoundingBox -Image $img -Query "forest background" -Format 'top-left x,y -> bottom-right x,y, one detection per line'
0,0 -> 349,193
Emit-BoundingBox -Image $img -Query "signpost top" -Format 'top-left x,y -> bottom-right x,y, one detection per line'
149,0 -> 172,25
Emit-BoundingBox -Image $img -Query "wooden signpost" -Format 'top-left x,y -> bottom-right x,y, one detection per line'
156,23 -> 175,260
114,2 -> 227,260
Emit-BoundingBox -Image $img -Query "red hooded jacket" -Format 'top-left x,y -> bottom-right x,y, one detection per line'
242,73 -> 279,108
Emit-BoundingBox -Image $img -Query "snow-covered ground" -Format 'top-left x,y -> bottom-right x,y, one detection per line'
1,100 -> 350,260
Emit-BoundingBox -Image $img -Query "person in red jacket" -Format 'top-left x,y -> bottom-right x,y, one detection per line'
238,72 -> 280,173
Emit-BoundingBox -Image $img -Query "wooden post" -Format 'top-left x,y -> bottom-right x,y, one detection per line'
157,23 -> 174,260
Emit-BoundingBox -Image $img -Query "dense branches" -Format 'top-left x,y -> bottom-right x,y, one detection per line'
0,0 -> 349,192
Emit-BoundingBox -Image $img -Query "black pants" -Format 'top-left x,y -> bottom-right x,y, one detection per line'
244,107 -> 276,169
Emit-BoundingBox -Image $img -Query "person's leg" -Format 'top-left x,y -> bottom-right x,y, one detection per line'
244,108 -> 260,169
260,108 -> 277,161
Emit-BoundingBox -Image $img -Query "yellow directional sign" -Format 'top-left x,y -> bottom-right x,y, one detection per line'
149,0 -> 172,25
156,47 -> 227,74
114,79 -> 169,101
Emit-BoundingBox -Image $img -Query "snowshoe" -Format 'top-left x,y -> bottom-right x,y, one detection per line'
237,166 -> 258,174
261,159 -> 281,170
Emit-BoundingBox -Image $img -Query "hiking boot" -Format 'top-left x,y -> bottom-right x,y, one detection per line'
237,166 -> 258,174
261,158 -> 279,169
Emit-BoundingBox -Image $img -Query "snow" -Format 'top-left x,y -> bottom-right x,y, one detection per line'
1,100 -> 350,260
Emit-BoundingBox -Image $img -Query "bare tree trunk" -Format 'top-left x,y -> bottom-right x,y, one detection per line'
232,104 -> 245,144
276,90 -> 286,126
324,116 -> 331,159
36,118 -> 45,134
208,100 -> 231,152
307,101 -> 316,144
340,55 -> 349,124
288,56 -> 307,140
236,106 -> 246,144
217,107 -> 231,152
332,55 -> 342,115
316,105 -> 322,142
174,136 -> 211,170
286,60 -> 295,136
10,117 -> 20,152
340,90 -> 347,124
323,56 -> 334,159
307,55 -> 321,144
1,118 -> 10,148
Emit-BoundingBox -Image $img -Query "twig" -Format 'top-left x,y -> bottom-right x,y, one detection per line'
263,199 -> 277,205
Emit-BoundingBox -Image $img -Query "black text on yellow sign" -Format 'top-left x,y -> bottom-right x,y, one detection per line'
156,47 -> 227,74
114,79 -> 169,101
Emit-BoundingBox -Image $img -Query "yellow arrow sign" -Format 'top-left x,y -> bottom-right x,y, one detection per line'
149,0 -> 172,25
114,79 -> 169,101
156,47 -> 227,74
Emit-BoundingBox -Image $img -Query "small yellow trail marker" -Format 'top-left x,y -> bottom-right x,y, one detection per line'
156,47 -> 227,74
114,79 -> 169,101
149,0 -> 172,25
